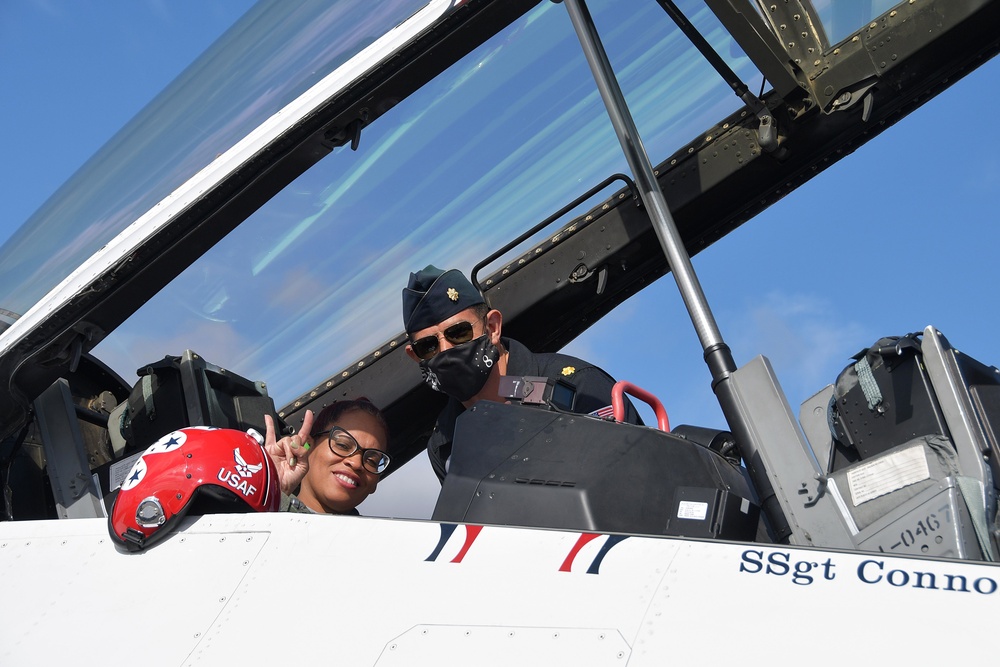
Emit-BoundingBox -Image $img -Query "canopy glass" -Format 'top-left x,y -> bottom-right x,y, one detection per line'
91,0 -> 763,404
0,0 -> 900,406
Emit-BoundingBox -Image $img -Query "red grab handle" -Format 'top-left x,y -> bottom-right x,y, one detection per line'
611,381 -> 669,432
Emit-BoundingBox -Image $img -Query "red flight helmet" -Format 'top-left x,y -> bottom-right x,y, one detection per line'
109,426 -> 279,551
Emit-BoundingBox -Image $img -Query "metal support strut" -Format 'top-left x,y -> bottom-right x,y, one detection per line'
562,0 -> 791,540
653,0 -> 777,152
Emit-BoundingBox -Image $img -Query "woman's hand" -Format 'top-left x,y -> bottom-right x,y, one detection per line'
264,410 -> 314,495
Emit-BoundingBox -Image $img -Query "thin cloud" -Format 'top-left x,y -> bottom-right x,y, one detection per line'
730,290 -> 867,404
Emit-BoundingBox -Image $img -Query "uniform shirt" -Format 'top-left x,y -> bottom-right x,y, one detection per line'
279,492 -> 360,515
426,337 -> 642,482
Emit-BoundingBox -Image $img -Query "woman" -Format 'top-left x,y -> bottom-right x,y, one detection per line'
264,398 -> 391,514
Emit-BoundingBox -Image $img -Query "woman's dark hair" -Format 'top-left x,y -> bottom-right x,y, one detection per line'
312,397 -> 389,443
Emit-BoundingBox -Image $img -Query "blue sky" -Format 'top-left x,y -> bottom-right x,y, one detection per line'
3,2 -> 999,519
1,2 -> 256,233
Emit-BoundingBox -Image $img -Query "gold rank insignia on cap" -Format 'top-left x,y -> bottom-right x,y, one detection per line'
446,287 -> 459,302
561,366 -> 576,376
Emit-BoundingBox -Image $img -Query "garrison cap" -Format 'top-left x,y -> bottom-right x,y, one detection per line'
402,265 -> 485,333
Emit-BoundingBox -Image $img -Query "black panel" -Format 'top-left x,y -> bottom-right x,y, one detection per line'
432,401 -> 758,539
122,350 -> 279,451
833,348 -> 947,460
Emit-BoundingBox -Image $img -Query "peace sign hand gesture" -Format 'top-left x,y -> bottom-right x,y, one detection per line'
263,410 -> 314,495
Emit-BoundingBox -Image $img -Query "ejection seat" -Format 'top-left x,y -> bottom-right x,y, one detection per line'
797,326 -> 999,560
27,350 -> 282,520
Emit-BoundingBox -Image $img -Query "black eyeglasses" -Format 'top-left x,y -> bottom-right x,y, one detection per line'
311,426 -> 391,475
410,320 -> 479,360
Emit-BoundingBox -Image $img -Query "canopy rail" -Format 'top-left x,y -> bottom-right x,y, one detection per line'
470,173 -> 638,297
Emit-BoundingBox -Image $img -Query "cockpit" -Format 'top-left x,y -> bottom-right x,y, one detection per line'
0,0 -> 998,561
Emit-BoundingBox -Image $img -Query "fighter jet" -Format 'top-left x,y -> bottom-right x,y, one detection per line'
1,1 -> 998,664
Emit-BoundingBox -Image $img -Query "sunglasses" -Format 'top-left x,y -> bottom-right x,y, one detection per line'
310,426 -> 391,475
409,320 -> 480,360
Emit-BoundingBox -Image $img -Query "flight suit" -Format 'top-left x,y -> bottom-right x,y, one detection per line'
426,337 -> 642,482
279,492 -> 360,515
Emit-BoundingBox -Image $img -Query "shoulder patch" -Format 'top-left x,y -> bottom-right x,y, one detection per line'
561,366 -> 576,376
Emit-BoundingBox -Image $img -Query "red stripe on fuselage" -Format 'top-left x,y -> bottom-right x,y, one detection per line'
559,533 -> 601,572
450,525 -> 484,563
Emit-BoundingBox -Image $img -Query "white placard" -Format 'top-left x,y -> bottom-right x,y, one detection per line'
677,501 -> 708,521
847,445 -> 930,506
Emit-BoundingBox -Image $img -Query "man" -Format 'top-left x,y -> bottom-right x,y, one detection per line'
402,265 -> 641,481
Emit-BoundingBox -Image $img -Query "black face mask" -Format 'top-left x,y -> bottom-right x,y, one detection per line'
419,335 -> 499,402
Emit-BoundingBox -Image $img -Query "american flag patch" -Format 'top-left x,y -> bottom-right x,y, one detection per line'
589,405 -> 616,420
